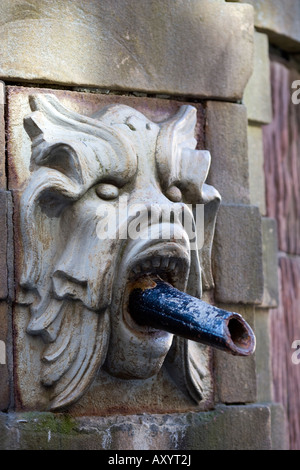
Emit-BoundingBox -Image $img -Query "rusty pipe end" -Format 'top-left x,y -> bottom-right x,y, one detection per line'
224,315 -> 256,356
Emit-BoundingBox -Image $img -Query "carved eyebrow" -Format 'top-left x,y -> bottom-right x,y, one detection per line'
86,135 -> 138,186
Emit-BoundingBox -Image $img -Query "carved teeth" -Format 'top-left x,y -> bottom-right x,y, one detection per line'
141,260 -> 151,271
130,256 -> 188,288
132,265 -> 141,275
168,260 -> 176,271
161,258 -> 170,269
152,257 -> 161,268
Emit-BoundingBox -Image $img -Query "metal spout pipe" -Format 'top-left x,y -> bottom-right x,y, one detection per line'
129,276 -> 256,356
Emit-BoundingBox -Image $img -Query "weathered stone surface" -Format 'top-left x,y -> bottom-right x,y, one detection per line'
228,0 -> 300,52
0,302 -> 10,411
247,124 -> 266,214
254,308 -> 272,402
212,204 -> 263,304
0,0 -> 254,100
263,60 -> 300,256
243,32 -> 272,125
0,405 -> 272,450
261,218 -> 279,308
9,87 -> 218,415
270,403 -> 289,450
213,305 -> 257,404
0,82 -> 5,189
205,101 -> 250,205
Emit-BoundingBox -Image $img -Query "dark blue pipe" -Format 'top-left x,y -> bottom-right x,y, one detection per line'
129,277 -> 255,356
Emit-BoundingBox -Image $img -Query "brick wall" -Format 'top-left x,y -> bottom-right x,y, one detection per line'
263,59 -> 300,450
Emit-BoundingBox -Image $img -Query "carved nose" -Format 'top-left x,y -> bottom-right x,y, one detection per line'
125,188 -> 191,244
129,276 -> 256,356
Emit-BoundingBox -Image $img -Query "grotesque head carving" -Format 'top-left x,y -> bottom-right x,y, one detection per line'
19,94 -> 221,410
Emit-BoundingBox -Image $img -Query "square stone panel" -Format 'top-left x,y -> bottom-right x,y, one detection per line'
7,86 -> 216,415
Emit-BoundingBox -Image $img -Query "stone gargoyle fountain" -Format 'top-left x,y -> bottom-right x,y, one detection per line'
17,94 -> 255,411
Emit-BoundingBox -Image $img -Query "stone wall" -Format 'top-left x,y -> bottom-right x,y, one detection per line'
0,0 -> 290,450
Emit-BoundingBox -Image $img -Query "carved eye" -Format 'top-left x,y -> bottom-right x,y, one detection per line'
165,185 -> 182,202
96,183 -> 119,200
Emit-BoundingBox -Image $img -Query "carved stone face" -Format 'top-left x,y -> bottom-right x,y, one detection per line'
19,94 -> 220,410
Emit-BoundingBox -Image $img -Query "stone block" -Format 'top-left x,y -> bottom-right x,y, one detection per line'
0,0 -> 254,100
254,308 -> 272,402
270,403 -> 289,450
228,0 -> 300,52
0,405 -> 272,449
261,218 -> 279,308
0,82 -> 5,189
212,203 -> 264,304
0,302 -> 11,411
247,124 -> 266,214
205,101 -> 250,205
213,304 -> 257,404
243,32 -> 272,125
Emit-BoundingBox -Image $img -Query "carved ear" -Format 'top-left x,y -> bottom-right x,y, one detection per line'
24,97 -> 92,187
23,99 -> 86,187
156,105 -> 221,291
23,94 -> 137,192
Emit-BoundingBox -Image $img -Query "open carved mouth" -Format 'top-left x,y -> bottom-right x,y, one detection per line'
122,243 -> 191,335
104,240 -> 192,379
106,237 -> 255,382
117,241 -> 256,357
129,251 -> 190,287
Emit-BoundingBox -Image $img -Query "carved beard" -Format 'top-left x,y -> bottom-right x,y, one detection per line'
19,94 -> 220,410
